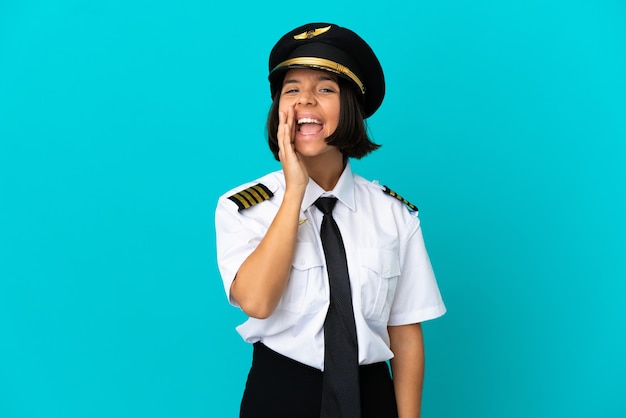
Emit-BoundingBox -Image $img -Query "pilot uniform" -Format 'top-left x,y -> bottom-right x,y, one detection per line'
215,22 -> 446,418
216,164 -> 446,417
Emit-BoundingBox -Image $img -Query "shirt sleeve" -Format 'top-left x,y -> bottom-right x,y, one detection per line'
387,215 -> 446,326
214,195 -> 267,307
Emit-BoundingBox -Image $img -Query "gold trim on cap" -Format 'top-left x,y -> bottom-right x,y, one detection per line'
293,25 -> 332,40
273,57 -> 365,94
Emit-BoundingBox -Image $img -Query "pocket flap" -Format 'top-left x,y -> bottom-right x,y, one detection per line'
292,242 -> 324,271
360,249 -> 400,278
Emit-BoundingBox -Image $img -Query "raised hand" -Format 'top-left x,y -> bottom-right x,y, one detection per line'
277,105 -> 309,194
230,106 -> 308,319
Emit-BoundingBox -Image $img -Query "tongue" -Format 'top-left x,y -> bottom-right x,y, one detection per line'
299,123 -> 323,135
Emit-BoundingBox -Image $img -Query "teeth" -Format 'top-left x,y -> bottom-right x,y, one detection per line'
297,118 -> 322,125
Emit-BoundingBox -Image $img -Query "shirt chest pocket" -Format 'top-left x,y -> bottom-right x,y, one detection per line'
278,243 -> 326,314
359,249 -> 401,322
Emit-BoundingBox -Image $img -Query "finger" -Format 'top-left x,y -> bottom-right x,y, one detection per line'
282,122 -> 293,158
286,105 -> 295,142
277,111 -> 287,155
277,110 -> 286,143
279,109 -> 295,156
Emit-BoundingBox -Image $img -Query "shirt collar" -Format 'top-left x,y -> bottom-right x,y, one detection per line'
301,162 -> 356,212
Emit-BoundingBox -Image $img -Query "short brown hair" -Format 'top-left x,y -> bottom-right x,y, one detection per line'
266,77 -> 381,161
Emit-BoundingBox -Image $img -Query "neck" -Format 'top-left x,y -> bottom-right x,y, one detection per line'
302,152 -> 345,191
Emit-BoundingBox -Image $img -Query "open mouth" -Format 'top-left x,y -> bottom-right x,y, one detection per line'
296,117 -> 324,135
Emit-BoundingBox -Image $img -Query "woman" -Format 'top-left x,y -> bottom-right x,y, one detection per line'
216,22 -> 446,418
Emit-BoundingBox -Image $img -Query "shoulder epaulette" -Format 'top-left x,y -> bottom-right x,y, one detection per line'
382,185 -> 418,212
228,183 -> 274,211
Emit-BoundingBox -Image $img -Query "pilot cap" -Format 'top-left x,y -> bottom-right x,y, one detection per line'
268,23 -> 385,118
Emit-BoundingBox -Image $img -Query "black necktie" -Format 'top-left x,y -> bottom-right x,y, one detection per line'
314,197 -> 361,418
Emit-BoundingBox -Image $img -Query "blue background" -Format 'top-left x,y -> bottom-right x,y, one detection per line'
1,1 -> 625,417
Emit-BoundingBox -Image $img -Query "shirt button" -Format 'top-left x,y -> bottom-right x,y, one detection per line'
382,266 -> 390,274
298,259 -> 306,267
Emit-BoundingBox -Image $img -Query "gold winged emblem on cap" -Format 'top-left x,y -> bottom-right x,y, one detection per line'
294,25 -> 331,40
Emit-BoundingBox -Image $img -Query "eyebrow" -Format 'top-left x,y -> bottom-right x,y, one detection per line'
282,75 -> 339,85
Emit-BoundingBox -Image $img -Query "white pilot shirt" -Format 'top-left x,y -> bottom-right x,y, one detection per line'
215,162 -> 446,370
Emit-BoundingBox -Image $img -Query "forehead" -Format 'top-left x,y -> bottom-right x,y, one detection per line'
282,68 -> 339,83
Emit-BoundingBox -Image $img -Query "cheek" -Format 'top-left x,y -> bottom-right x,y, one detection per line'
328,110 -> 340,132
328,102 -> 341,126
278,96 -> 294,112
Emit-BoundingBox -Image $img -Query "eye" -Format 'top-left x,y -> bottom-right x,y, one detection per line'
319,87 -> 335,93
282,88 -> 298,95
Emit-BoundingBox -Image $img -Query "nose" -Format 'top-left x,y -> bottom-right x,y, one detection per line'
297,89 -> 315,106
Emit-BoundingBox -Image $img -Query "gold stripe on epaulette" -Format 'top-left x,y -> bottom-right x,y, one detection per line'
382,185 -> 418,212
240,190 -> 256,205
246,186 -> 264,203
252,184 -> 271,200
228,183 -> 274,211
